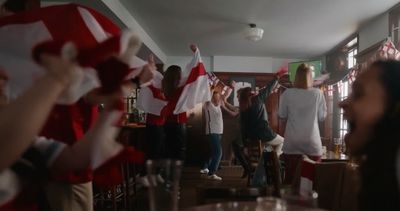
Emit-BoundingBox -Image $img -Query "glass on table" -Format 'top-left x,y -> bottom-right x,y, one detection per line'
146,159 -> 183,211
333,138 -> 343,156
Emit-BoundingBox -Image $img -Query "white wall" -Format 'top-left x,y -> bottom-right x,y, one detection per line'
166,56 -> 213,72
213,56 -> 299,73
359,12 -> 389,52
100,0 -> 167,62
166,56 -> 300,73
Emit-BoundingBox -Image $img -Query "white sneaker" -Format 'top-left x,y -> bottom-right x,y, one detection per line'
207,174 -> 222,181
200,168 -> 209,174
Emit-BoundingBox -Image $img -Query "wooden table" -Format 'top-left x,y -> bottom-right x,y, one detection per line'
184,201 -> 326,211
321,151 -> 348,162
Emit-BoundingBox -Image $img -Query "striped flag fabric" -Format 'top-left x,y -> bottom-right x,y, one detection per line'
137,48 -> 211,115
0,3 -> 146,104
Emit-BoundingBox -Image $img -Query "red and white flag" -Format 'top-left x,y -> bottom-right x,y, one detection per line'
0,3 -> 146,104
137,48 -> 211,115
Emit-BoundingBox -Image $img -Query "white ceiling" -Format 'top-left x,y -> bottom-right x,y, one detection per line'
120,0 -> 400,59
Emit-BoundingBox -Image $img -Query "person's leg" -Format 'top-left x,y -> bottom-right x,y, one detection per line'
267,134 -> 284,156
280,154 -> 303,185
146,124 -> 165,160
207,134 -> 222,176
201,135 -> 211,173
46,181 -> 93,211
164,123 -> 187,161
71,182 -> 93,211
232,139 -> 251,178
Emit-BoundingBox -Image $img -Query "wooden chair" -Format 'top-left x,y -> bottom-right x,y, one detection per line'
335,164 -> 360,211
244,140 -> 263,185
314,162 -> 347,210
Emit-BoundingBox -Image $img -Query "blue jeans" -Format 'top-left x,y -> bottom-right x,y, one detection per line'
204,134 -> 222,175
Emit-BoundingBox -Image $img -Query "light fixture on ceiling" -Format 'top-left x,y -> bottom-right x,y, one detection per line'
244,23 -> 264,42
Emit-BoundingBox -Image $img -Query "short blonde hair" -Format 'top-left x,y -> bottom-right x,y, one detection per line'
294,63 -> 313,89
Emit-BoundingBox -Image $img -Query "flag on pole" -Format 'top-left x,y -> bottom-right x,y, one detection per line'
137,48 -> 211,115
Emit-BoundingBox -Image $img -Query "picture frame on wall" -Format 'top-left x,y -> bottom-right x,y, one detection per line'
229,76 -> 256,106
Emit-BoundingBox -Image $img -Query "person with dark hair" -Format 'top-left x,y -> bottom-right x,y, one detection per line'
162,64 -> 188,160
340,60 -> 400,210
235,74 -> 284,177
278,63 -> 327,184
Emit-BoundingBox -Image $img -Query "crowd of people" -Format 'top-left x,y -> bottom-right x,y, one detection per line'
1,0 -> 400,210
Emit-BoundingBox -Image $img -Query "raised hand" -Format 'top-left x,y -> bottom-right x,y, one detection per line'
276,66 -> 288,78
39,47 -> 80,87
138,54 -> 156,87
190,44 -> 197,53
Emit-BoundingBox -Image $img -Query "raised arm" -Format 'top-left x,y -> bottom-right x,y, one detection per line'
256,76 -> 279,102
221,100 -> 239,117
0,54 -> 79,171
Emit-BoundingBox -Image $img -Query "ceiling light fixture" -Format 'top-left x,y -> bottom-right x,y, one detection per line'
244,23 -> 264,42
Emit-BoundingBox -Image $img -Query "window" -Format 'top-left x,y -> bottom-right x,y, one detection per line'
338,37 -> 358,139
347,48 -> 357,69
339,80 -> 349,139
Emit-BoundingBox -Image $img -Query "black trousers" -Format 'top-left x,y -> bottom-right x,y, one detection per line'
164,123 -> 187,161
232,139 -> 251,173
145,124 -> 165,159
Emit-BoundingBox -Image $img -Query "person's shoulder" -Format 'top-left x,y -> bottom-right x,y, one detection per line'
308,88 -> 322,94
282,88 -> 296,95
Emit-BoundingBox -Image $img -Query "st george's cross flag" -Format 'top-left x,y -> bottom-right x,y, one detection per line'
0,3 -> 146,104
0,2 -> 146,196
137,48 -> 211,116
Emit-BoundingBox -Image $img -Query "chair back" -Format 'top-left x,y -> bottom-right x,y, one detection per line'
335,164 -> 360,211
313,162 -> 347,210
245,140 -> 263,168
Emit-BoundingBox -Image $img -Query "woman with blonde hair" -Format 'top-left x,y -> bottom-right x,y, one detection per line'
278,63 -> 327,184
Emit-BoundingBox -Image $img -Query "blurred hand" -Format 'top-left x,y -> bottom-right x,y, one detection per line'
138,54 -> 155,87
230,80 -> 236,88
40,50 -> 79,87
190,44 -> 197,53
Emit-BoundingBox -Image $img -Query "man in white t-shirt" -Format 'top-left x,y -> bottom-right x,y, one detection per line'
201,91 -> 238,180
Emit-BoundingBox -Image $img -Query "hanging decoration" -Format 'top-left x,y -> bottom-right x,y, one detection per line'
321,37 -> 400,96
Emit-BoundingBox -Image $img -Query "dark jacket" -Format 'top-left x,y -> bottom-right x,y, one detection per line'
240,77 -> 278,142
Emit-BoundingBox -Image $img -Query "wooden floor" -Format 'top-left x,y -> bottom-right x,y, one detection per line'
94,163 -> 248,211
179,165 -> 247,209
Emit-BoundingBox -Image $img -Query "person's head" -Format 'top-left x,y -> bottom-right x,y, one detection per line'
340,60 -> 400,155
294,63 -> 313,89
340,60 -> 400,208
238,87 -> 253,111
211,91 -> 221,105
0,0 -> 31,17
162,65 -> 181,98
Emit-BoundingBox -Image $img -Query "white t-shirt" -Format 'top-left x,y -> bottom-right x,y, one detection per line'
279,88 -> 327,156
204,102 -> 223,134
